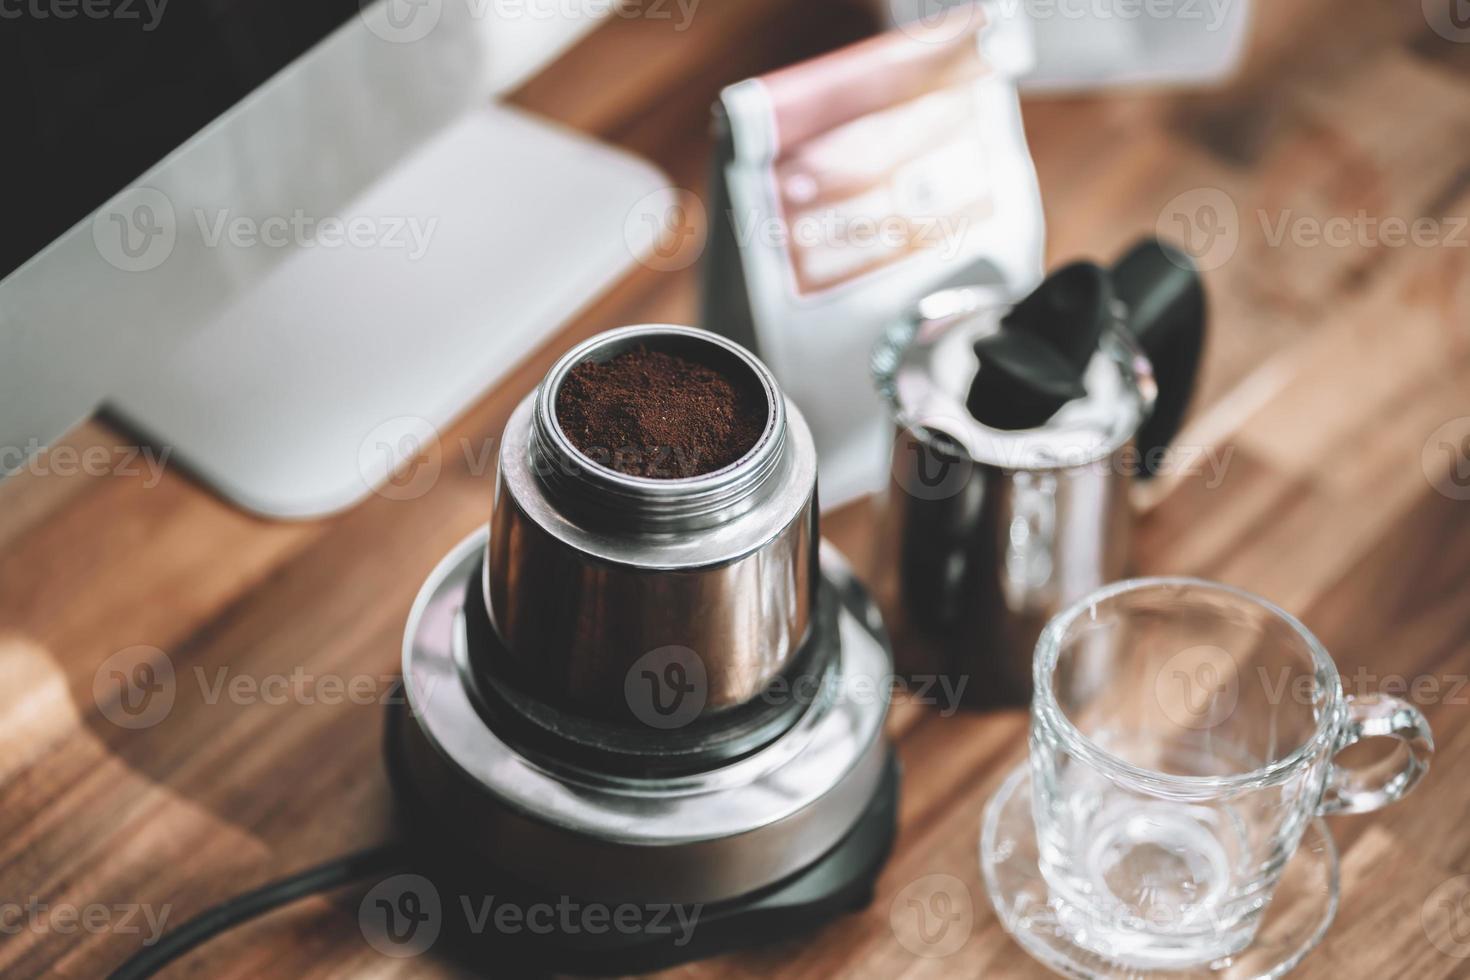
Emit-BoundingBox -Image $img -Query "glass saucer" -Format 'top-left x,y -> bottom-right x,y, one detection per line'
979,762 -> 1339,979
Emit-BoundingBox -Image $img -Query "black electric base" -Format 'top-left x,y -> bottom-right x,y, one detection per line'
383,694 -> 900,976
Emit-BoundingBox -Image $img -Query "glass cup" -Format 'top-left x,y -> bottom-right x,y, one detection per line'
1029,577 -> 1433,969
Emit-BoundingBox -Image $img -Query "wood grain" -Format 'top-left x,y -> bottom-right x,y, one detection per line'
4,1 -> 1470,977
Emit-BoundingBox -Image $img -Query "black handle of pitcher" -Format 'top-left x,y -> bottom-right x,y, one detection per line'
1111,238 -> 1207,478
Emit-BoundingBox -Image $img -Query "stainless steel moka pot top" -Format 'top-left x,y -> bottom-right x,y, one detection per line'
873,240 -> 1206,707
388,324 -> 899,973
487,324 -> 816,718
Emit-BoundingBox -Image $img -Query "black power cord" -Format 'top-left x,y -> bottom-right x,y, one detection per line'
107,842 -> 408,980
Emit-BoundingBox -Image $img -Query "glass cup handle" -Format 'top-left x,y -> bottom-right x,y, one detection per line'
1319,693 -> 1434,816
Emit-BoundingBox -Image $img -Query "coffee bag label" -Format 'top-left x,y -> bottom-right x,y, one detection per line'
776,88 -> 995,296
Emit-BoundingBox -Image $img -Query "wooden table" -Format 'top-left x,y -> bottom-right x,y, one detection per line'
5,0 -> 1470,976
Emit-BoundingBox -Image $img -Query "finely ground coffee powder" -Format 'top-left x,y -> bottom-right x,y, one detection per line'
556,345 -> 766,478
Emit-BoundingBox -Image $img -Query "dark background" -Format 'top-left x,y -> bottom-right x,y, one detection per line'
0,0 -> 359,279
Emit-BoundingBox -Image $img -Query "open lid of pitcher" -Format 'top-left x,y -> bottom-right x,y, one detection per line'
874,239 -> 1206,474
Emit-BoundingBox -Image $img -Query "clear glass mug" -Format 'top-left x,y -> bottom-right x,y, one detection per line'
1029,577 -> 1433,969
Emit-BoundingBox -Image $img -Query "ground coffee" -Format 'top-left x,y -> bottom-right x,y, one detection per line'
556,345 -> 766,478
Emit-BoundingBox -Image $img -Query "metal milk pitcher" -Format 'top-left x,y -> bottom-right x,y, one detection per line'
872,239 -> 1206,708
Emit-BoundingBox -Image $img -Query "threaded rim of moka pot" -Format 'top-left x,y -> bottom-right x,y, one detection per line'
530,325 -> 789,533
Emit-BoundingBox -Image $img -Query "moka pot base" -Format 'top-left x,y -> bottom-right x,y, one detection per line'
384,527 -> 898,973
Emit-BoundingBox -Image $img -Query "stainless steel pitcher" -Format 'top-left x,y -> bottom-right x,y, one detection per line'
872,240 -> 1206,707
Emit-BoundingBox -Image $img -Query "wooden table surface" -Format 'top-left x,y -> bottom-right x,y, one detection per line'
5,1 -> 1470,977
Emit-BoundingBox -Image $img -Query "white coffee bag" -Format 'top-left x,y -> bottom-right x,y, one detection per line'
702,5 -> 1044,508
